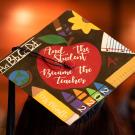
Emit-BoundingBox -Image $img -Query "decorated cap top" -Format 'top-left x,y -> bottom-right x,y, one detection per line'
0,10 -> 135,125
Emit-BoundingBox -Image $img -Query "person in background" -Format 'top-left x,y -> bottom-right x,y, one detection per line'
128,86 -> 135,135
117,85 -> 135,135
15,96 -> 127,135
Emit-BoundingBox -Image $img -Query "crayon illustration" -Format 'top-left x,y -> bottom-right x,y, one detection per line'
91,91 -> 104,102
73,89 -> 96,107
94,82 -> 112,96
62,92 -> 75,102
86,88 -> 104,102
62,89 -> 96,115
86,88 -> 96,96
62,91 -> 90,115
70,99 -> 90,115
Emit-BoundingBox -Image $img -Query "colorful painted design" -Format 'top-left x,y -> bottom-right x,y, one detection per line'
70,99 -> 90,115
101,32 -> 135,54
73,89 -> 82,96
53,20 -> 72,37
73,89 -> 96,107
68,11 -> 100,34
38,34 -> 67,45
83,96 -> 96,107
107,56 -> 118,68
62,89 -> 96,114
8,70 -> 31,87
106,57 -> 135,88
0,10 -> 134,125
32,86 -> 79,125
91,91 -> 104,102
61,91 -> 89,115
62,92 -> 75,102
94,82 -> 112,96
86,88 -> 96,96
53,19 -> 62,32
37,43 -> 102,90
86,87 -> 105,101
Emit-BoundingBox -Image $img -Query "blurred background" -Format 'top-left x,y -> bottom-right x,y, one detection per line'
0,0 -> 135,134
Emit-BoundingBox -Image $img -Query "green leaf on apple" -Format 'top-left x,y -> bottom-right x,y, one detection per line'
38,34 -> 67,45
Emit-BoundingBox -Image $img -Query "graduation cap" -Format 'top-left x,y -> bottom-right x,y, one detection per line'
0,10 -> 135,132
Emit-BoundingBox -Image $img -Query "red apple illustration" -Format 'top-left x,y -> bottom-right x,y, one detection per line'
37,42 -> 102,90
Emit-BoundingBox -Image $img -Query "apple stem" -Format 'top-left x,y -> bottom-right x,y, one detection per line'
67,37 -> 74,45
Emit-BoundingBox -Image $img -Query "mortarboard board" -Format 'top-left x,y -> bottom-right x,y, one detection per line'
0,10 -> 135,126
